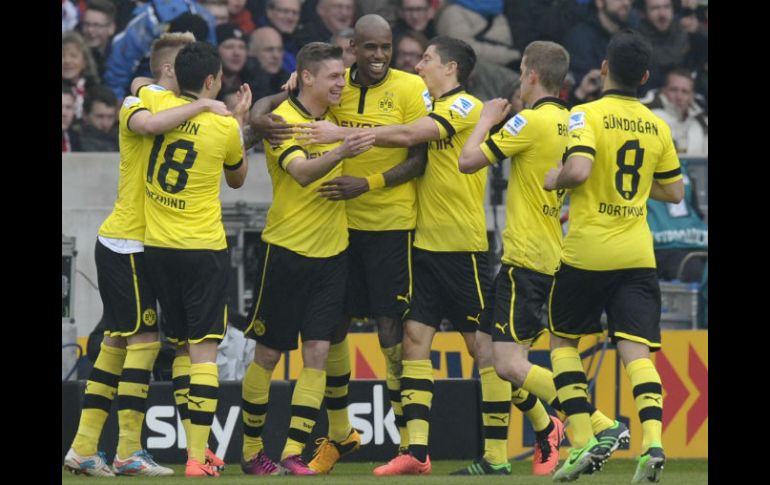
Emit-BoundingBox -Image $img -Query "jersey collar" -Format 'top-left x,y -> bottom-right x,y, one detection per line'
435,85 -> 464,100
179,91 -> 199,101
532,96 -> 568,110
601,89 -> 638,100
348,63 -> 392,88
288,91 -> 326,121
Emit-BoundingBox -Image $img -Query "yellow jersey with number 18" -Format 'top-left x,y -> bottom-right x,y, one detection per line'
563,90 -> 682,270
142,90 -> 244,250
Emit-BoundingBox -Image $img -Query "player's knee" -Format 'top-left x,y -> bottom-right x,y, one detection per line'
302,340 -> 331,369
254,343 -> 281,369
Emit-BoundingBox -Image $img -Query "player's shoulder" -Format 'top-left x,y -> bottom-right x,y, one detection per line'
445,91 -> 482,119
388,68 -> 427,90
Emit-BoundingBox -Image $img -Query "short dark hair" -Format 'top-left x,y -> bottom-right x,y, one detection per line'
84,85 -> 117,113
168,12 -> 210,42
85,0 -> 116,21
426,36 -> 476,86
296,42 -> 343,88
522,41 -> 569,94
396,30 -> 429,52
606,29 -> 653,90
175,42 -> 222,93
664,68 -> 694,87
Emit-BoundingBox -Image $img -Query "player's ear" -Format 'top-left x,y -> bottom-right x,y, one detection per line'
640,69 -> 650,86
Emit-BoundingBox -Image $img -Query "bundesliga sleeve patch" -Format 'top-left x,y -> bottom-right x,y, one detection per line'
449,96 -> 475,118
503,114 -> 528,136
147,84 -> 166,92
568,112 -> 585,131
122,96 -> 141,109
422,89 -> 432,112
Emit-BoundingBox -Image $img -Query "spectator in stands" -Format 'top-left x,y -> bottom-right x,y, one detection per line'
63,31 -> 100,120
393,30 -> 428,74
330,28 -> 356,67
637,0 -> 702,93
228,0 -> 257,33
295,0 -> 355,45
393,0 -> 436,40
678,0 -> 707,106
466,60 -> 520,102
435,0 -> 520,69
79,0 -> 117,77
248,26 -> 290,94
504,0 -> 585,49
563,0 -> 633,103
79,86 -> 119,152
104,1 -> 215,99
200,0 -> 231,25
259,0 -> 302,73
642,68 -> 707,156
217,24 -> 249,86
63,0 -> 80,32
62,82 -> 82,153
647,159 -> 707,282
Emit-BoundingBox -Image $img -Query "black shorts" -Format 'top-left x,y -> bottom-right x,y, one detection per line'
405,248 -> 492,334
489,265 -> 551,344
95,239 -> 159,337
548,262 -> 662,350
346,229 -> 412,319
144,247 -> 230,345
245,242 -> 348,351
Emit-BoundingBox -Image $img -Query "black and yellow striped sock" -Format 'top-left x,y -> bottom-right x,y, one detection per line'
382,344 -> 408,448
326,338 -> 352,442
172,355 -> 192,442
480,367 -> 511,465
511,385 -> 551,434
551,347 -> 593,448
626,358 -> 663,451
283,367 -> 326,459
188,363 -> 219,463
117,341 -> 160,458
242,361 -> 273,460
402,359 -> 433,463
72,343 -> 126,456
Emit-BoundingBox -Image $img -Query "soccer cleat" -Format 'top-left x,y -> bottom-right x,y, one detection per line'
63,448 -> 115,477
450,457 -> 511,475
112,449 -> 174,476
185,458 -> 220,477
241,450 -> 281,475
595,419 -> 631,456
308,428 -> 362,473
280,454 -> 317,475
632,445 -> 665,483
533,415 -> 565,476
373,453 -> 431,476
205,447 -> 225,472
552,437 -> 607,482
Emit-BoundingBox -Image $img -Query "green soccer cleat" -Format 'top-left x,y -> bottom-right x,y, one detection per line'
553,437 -> 607,482
632,445 -> 665,483
450,457 -> 512,475
595,419 -> 631,456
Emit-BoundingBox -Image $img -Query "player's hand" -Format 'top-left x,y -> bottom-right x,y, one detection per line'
338,131 -> 375,158
281,71 -> 298,91
575,69 -> 603,100
318,175 -> 370,200
295,120 -> 344,144
200,99 -> 231,116
251,113 -> 294,144
232,83 -> 253,125
544,168 -> 561,191
481,98 -> 512,124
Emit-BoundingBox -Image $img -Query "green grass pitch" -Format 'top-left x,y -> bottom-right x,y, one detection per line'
62,458 -> 707,484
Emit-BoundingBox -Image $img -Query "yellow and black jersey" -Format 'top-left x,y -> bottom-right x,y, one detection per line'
98,86 -> 173,241
142,89 -> 243,250
416,87 -> 487,252
262,94 -> 348,258
564,90 -> 682,270
330,65 -> 431,231
481,97 -> 569,275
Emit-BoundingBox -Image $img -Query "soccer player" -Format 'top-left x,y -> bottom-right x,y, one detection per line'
300,36 -> 563,477
142,40 -> 251,478
543,29 -> 683,483
298,15 -> 432,474
459,40 -> 631,476
63,33 -> 232,478
239,42 -> 374,476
